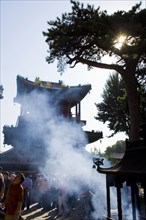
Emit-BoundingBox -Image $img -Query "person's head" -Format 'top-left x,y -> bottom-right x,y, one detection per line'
10,173 -> 16,182
13,173 -> 25,185
3,171 -> 9,179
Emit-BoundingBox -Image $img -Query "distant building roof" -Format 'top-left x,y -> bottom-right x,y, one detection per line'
14,75 -> 91,107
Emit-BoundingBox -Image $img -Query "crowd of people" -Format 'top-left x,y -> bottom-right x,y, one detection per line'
0,166 -> 94,220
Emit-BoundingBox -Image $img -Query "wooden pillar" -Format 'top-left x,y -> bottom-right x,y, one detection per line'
131,184 -> 136,220
105,174 -> 116,219
75,102 -> 80,122
78,102 -> 81,121
106,176 -> 111,219
117,186 -> 122,220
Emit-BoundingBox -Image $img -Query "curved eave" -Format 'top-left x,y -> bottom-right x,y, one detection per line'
14,75 -> 91,107
97,140 -> 146,177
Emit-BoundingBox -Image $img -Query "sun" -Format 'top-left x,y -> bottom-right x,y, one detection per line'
114,35 -> 127,49
118,35 -> 126,43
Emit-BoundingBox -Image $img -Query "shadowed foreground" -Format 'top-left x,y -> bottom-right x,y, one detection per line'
22,202 -> 98,220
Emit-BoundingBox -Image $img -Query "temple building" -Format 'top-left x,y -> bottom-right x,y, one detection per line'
0,75 -> 103,172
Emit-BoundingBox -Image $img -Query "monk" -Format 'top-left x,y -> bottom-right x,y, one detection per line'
3,173 -> 25,220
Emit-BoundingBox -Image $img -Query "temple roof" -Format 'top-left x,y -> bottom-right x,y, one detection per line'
0,148 -> 40,172
14,75 -> 91,107
96,140 -> 146,181
85,130 -> 103,143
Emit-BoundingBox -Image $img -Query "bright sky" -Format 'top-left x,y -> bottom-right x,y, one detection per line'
1,0 -> 145,153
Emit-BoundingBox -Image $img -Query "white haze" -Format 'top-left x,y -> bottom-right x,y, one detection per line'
5,89 -> 135,219
20,89 -> 107,218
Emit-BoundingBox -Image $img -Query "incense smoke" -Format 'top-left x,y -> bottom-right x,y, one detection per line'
19,89 -> 107,218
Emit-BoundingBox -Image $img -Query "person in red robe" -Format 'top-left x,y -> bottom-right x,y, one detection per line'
3,173 -> 25,220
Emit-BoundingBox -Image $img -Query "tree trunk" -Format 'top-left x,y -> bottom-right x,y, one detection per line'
123,71 -> 140,141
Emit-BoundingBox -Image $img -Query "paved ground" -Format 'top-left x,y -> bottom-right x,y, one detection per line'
21,203 -> 90,220
0,200 -> 106,220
